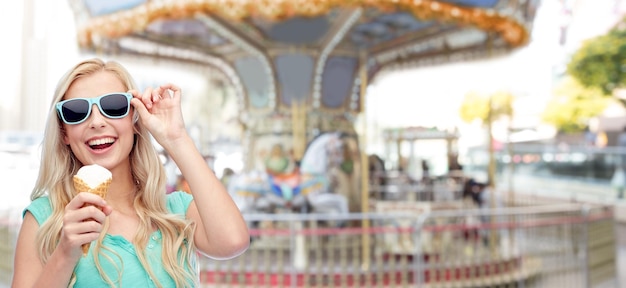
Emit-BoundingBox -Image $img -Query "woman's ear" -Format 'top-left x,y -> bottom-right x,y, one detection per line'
133,110 -> 139,124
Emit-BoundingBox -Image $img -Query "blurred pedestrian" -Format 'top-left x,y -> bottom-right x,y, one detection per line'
421,159 -> 430,179
462,178 -> 484,207
221,167 -> 235,187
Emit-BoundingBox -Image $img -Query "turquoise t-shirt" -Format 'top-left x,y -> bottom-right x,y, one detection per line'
23,191 -> 195,287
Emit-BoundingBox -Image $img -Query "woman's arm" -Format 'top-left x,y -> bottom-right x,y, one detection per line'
13,213 -> 74,288
169,136 -> 250,259
12,194 -> 111,288
132,84 -> 249,259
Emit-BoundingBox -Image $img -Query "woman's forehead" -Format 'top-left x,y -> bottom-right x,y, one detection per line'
65,71 -> 126,99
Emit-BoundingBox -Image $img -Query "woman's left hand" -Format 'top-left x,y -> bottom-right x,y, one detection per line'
130,84 -> 188,148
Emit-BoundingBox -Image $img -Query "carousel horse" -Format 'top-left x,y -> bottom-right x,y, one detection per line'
229,132 -> 350,216
299,132 -> 351,217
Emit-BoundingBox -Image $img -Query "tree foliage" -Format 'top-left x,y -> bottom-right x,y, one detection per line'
541,77 -> 609,133
459,91 -> 513,189
567,20 -> 626,95
459,90 -> 513,124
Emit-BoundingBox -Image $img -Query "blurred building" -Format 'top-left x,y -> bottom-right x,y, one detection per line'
3,0 -> 46,132
1,0 -> 82,133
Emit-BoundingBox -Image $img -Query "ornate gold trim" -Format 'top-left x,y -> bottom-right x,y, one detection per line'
77,0 -> 529,49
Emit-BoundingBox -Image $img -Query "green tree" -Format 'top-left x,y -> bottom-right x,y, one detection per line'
459,90 -> 513,124
542,77 -> 610,133
459,90 -> 513,188
567,19 -> 626,95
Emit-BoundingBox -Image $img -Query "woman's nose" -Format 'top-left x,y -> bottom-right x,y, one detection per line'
87,104 -> 107,127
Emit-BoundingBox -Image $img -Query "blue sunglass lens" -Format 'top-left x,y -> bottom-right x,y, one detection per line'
61,99 -> 90,123
100,94 -> 130,117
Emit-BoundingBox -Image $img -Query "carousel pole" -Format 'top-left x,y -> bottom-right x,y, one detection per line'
291,99 -> 306,161
359,50 -> 371,271
291,98 -> 308,270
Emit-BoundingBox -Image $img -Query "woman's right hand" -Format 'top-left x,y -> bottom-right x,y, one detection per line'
59,192 -> 112,259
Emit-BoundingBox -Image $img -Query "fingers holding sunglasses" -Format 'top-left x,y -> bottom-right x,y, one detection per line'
130,85 -> 183,126
137,86 -> 179,109
156,83 -> 181,100
136,87 -> 157,109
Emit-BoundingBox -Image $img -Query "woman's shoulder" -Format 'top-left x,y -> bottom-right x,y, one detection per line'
166,191 -> 193,215
23,196 -> 52,225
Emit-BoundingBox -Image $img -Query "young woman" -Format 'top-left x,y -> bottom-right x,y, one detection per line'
12,58 -> 249,287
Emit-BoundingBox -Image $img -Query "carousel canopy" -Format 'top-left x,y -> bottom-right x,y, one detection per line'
69,0 -> 540,116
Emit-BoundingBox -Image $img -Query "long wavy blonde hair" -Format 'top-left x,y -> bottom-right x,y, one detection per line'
31,58 -> 197,287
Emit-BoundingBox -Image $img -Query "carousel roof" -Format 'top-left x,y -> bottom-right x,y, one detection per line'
72,0 -> 538,71
68,0 -> 540,114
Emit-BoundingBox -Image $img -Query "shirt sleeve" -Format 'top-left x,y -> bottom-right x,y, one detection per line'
22,197 -> 52,226
166,191 -> 194,216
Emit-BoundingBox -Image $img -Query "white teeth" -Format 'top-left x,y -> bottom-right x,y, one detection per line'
88,137 -> 115,146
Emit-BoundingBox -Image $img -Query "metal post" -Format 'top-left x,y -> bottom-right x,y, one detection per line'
487,97 -> 498,255
581,205 -> 591,288
359,50 -> 370,271
413,214 -> 427,286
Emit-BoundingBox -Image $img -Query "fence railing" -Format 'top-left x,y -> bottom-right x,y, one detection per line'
0,202 -> 618,287
199,202 -> 618,287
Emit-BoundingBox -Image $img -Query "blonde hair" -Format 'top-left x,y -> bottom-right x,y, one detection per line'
31,58 -> 197,287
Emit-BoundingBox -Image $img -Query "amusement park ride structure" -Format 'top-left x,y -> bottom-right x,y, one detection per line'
41,1 -> 616,286
68,0 -> 540,212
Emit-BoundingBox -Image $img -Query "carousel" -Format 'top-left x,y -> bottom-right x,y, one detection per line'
67,0 -> 544,286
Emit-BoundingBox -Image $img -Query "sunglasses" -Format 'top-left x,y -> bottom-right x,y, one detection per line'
56,93 -> 132,125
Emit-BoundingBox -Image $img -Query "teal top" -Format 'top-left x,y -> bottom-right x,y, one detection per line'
23,192 -> 195,287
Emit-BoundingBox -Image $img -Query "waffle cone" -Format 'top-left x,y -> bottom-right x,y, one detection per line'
73,177 -> 111,198
73,176 -> 111,256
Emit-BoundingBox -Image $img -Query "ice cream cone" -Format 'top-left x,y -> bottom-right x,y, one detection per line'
73,177 -> 111,199
73,165 -> 112,256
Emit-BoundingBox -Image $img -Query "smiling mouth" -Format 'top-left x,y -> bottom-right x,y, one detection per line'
88,137 -> 116,150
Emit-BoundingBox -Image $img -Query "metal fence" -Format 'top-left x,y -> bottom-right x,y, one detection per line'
200,202 -> 618,287
0,202 -> 618,287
